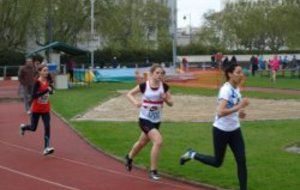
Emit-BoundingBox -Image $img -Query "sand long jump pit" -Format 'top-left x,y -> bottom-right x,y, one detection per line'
75,92 -> 300,122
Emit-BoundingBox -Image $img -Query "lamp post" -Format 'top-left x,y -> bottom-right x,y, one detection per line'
47,0 -> 53,63
171,0 -> 177,68
47,0 -> 53,45
183,13 -> 192,44
90,0 -> 95,68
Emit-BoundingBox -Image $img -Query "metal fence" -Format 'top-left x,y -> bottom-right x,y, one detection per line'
0,66 -> 20,79
0,64 -> 68,79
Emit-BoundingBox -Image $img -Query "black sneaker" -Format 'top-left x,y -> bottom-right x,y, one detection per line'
180,148 -> 195,165
125,154 -> 133,171
149,170 -> 160,180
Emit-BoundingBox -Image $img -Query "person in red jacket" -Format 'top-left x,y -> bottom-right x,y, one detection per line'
19,64 -> 55,155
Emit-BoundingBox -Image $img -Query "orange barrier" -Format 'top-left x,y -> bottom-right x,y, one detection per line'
169,69 -> 224,89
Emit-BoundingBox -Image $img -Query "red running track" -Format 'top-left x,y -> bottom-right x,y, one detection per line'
0,85 -> 215,190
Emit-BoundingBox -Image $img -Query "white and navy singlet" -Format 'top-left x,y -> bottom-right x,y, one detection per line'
139,81 -> 169,123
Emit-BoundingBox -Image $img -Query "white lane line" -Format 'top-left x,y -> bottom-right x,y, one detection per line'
0,165 -> 81,190
0,139 -> 202,190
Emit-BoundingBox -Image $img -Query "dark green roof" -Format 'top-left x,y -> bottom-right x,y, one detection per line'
27,41 -> 89,56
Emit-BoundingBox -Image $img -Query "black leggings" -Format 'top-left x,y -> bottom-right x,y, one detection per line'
194,127 -> 247,190
23,112 -> 51,148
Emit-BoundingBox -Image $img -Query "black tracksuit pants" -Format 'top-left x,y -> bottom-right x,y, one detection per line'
23,112 -> 51,148
194,127 -> 247,190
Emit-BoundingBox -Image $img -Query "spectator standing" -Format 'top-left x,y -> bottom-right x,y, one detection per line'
182,57 -> 189,72
18,58 -> 35,114
222,56 -> 230,71
112,57 -> 118,68
258,55 -> 265,76
216,52 -> 224,70
67,56 -> 76,82
250,55 -> 258,76
211,54 -> 216,68
281,55 -> 289,77
32,56 -> 42,77
231,55 -> 237,64
290,55 -> 298,78
270,55 -> 280,83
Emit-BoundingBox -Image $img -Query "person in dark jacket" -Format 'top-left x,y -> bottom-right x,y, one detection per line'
18,58 -> 35,114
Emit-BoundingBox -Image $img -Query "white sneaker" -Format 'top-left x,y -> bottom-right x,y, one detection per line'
149,170 -> 160,180
19,124 -> 26,136
43,147 -> 55,156
180,148 -> 195,165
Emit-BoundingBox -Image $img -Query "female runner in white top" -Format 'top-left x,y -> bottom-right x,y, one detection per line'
125,64 -> 173,180
180,63 -> 249,190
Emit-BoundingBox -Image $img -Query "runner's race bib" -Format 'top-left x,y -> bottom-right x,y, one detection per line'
38,93 -> 49,104
148,106 -> 161,121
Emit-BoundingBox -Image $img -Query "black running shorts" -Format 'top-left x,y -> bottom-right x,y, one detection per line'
139,118 -> 161,134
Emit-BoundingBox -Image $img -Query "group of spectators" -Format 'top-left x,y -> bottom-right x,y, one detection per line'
250,54 -> 299,82
210,53 -> 299,81
211,53 -> 237,71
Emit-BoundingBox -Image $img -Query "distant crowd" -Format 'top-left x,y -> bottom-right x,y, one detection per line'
210,53 -> 300,82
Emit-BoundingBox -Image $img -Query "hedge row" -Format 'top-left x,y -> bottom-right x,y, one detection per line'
2,48 -> 300,67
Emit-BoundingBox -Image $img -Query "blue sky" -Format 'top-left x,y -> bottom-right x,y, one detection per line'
177,0 -> 221,27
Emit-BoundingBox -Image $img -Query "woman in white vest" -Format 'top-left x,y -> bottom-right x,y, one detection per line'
125,64 -> 173,180
180,63 -> 249,190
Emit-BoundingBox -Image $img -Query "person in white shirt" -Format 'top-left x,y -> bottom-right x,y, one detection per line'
180,63 -> 249,190
125,64 -> 173,180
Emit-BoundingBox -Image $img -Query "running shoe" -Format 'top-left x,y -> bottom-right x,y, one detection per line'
180,148 -> 195,165
125,154 -> 133,171
149,170 -> 160,180
43,147 -> 55,156
19,124 -> 26,136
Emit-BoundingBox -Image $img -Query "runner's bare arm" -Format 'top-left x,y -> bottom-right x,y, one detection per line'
161,91 -> 173,107
127,85 -> 142,108
217,98 -> 249,117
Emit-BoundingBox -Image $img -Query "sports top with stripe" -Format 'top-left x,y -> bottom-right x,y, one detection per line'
139,81 -> 169,123
213,82 -> 242,132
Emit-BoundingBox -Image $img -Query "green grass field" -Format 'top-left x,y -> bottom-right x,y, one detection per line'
244,71 -> 300,90
51,79 -> 300,190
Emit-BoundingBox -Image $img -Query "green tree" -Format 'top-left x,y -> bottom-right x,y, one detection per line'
196,11 -> 225,51
94,0 -> 170,51
0,0 -> 39,51
283,0 -> 300,48
203,0 -> 294,52
50,0 -> 90,45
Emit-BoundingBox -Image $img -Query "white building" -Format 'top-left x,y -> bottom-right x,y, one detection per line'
177,26 -> 200,46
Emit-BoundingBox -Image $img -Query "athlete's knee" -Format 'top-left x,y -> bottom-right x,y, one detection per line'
29,126 -> 38,131
153,138 -> 163,147
214,159 -> 223,168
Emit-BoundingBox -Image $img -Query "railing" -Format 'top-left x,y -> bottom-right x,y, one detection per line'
0,64 -> 68,79
0,66 -> 20,79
